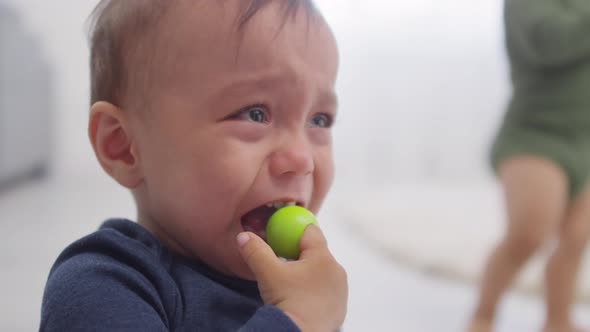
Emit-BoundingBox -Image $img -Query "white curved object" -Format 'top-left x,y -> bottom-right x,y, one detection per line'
337,181 -> 590,303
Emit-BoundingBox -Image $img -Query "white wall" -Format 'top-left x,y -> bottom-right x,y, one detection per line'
3,0 -> 510,189
317,0 -> 510,191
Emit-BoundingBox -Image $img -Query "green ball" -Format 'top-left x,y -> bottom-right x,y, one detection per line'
266,205 -> 318,259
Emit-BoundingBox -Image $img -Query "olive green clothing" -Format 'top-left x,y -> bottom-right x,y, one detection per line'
491,123 -> 590,197
492,0 -> 590,196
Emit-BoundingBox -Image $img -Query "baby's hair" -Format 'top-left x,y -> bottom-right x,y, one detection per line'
88,0 -> 317,108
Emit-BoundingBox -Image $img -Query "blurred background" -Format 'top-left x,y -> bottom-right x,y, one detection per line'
0,0 -> 588,331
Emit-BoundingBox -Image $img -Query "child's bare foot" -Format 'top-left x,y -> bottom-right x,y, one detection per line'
542,325 -> 588,332
466,319 -> 492,332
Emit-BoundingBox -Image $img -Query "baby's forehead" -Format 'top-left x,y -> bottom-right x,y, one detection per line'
89,0 -> 323,109
137,0 -> 320,43
152,0 -> 322,48
147,2 -> 331,84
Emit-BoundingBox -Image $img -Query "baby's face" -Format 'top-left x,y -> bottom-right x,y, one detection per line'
131,1 -> 339,279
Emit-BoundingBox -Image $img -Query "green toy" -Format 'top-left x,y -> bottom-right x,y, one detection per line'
266,205 -> 318,259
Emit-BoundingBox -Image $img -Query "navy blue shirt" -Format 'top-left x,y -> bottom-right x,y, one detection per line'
40,219 -> 300,331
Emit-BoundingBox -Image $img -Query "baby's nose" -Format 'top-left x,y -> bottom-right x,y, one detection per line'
268,136 -> 314,177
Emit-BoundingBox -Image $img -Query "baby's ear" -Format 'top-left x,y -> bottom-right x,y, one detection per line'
89,101 -> 143,189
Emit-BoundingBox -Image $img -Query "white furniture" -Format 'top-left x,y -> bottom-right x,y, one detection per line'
0,4 -> 51,185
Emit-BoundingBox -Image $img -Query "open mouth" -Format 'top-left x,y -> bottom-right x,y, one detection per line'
240,200 -> 300,241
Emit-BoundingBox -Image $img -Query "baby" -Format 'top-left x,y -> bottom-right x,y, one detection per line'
40,0 -> 347,330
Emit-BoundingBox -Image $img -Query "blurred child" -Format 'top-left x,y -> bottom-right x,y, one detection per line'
470,1 -> 590,331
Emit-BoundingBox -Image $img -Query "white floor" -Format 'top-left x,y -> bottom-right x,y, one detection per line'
1,172 -> 589,331
339,182 -> 590,303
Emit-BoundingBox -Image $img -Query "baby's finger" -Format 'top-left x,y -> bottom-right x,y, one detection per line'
236,232 -> 280,280
298,224 -> 329,259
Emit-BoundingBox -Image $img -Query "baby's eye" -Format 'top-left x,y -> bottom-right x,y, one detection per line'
310,113 -> 333,128
231,105 -> 270,123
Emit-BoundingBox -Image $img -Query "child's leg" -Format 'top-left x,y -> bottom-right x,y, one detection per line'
543,187 -> 590,332
469,155 -> 568,332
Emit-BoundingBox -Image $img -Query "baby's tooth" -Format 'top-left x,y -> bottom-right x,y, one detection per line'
275,202 -> 285,209
266,202 -> 274,208
271,201 -> 296,209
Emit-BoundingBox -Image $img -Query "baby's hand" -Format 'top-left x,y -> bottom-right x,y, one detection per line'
237,225 -> 348,332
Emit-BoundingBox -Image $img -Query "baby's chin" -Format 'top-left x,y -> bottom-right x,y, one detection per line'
207,250 -> 257,281
228,258 -> 257,281
236,269 -> 257,281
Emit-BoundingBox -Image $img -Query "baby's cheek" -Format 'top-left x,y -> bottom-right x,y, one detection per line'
311,159 -> 334,211
309,129 -> 333,147
318,150 -> 335,183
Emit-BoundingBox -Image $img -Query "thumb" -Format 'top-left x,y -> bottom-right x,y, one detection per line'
298,224 -> 329,259
237,232 -> 280,280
